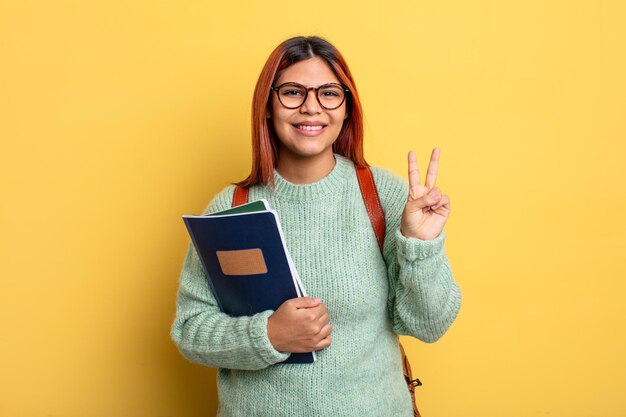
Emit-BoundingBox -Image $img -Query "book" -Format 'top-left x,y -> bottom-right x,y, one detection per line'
183,200 -> 315,364
205,199 -> 271,216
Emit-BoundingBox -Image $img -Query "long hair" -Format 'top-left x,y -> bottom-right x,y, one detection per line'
237,36 -> 366,187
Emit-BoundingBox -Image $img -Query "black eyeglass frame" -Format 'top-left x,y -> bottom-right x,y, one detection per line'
271,82 -> 350,110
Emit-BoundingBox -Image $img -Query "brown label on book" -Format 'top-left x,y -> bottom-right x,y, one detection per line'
216,248 -> 268,276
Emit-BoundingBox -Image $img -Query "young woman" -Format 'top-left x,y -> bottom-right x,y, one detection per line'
172,36 -> 461,417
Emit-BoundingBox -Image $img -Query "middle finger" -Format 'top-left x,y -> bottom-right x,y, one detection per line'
425,148 -> 440,189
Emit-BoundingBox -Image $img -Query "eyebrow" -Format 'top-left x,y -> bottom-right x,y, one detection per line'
277,82 -> 341,87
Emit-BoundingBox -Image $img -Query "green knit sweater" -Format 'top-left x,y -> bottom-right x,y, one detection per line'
171,155 -> 461,417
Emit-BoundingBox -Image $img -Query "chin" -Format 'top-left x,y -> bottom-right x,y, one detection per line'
283,144 -> 333,160
293,149 -> 330,159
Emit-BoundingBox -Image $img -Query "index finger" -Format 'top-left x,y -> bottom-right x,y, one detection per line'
425,148 -> 440,189
407,151 -> 421,199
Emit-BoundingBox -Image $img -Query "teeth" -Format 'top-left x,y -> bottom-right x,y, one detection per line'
297,125 -> 323,131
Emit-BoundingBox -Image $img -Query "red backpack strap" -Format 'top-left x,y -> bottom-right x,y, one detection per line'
355,165 -> 386,252
232,186 -> 249,207
400,343 -> 423,417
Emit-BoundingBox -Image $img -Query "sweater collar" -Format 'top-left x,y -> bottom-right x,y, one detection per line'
268,154 -> 352,202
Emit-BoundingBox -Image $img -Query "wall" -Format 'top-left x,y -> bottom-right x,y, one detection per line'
1,1 -> 625,416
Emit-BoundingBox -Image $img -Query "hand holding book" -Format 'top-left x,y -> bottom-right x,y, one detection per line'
267,297 -> 332,353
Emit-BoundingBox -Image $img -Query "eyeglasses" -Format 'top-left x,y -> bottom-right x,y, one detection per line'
272,82 -> 349,110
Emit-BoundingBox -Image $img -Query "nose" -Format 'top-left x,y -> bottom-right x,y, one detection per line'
299,88 -> 322,115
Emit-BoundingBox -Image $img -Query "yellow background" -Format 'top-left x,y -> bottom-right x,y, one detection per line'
1,0 -> 625,416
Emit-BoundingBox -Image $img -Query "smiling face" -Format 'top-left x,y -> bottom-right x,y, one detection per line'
269,57 -> 347,170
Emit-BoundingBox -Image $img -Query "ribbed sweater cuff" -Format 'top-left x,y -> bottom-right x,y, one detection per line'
395,228 -> 445,261
249,310 -> 290,365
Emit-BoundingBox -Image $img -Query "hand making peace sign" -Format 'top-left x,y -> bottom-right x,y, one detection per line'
401,148 -> 451,241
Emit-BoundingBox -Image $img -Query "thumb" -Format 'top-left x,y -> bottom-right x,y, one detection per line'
290,296 -> 322,309
406,187 -> 442,211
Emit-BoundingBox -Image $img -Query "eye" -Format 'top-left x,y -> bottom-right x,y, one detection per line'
283,89 -> 304,97
319,85 -> 344,98
320,90 -> 340,97
278,84 -> 305,97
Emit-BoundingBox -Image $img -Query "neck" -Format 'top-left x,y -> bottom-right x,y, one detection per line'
275,150 -> 336,184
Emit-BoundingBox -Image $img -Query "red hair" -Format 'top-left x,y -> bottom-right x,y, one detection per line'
237,36 -> 366,187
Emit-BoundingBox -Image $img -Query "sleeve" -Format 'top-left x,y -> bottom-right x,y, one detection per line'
371,167 -> 462,343
170,185 -> 290,370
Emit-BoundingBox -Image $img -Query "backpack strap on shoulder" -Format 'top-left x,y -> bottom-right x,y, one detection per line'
232,186 -> 249,207
355,165 -> 386,252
